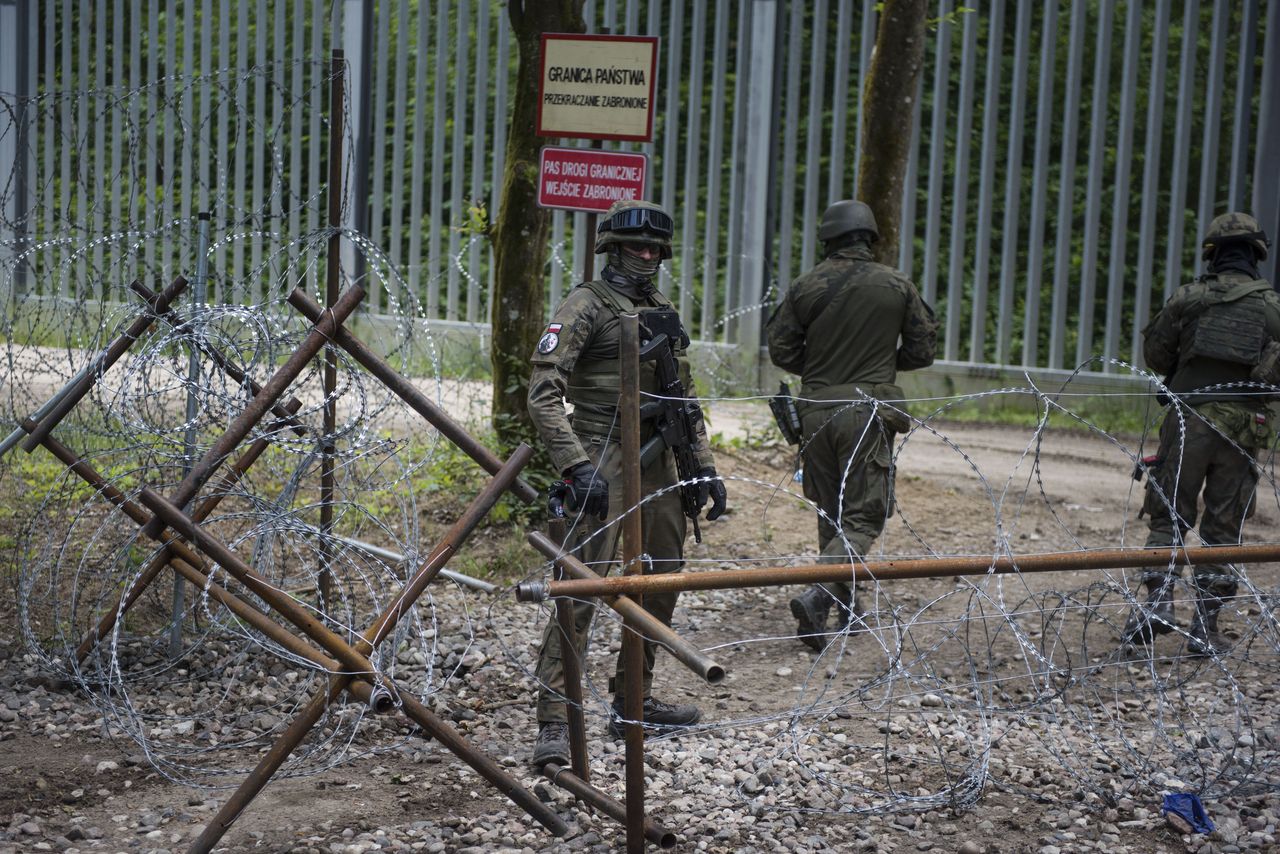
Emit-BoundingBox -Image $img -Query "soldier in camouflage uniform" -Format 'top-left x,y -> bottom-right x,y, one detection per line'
527,199 -> 728,767
1125,212 -> 1278,655
766,200 -> 938,650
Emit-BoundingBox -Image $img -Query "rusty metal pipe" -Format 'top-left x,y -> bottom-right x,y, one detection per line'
543,764 -> 676,849
549,518 -> 590,782
129,281 -> 307,436
526,531 -> 726,685
141,283 -> 366,539
522,542 -> 1280,600
21,276 -> 190,452
619,313 -> 645,854
188,444 -> 564,851
287,288 -> 539,505
74,399 -> 303,663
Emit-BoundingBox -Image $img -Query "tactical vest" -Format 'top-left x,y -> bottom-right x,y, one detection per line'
567,279 -> 695,435
1169,276 -> 1273,404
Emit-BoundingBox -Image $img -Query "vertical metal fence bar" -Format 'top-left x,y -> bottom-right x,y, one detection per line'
43,0 -> 57,291
1163,0 -> 1200,301
407,0 -> 432,304
200,0 -> 213,222
429,0 -> 449,318
800,0 -> 827,273
388,0 -> 411,291
897,72 -> 922,276
852,0 -> 875,190
217,0 -> 232,297
1227,0 -> 1258,211
678,0 -> 706,329
550,210 -> 566,309
1074,0 -> 1113,365
642,0 -> 660,168
286,0 -> 304,279
658,0 -> 683,298
739,0 -> 776,366
723,1 -> 750,342
91,2 -> 104,294
367,0 -> 391,311
943,7 -> 976,362
776,0 -> 803,295
996,0 -> 1030,365
1257,0 -> 1280,288
308,0 -> 324,296
110,0 -> 124,252
1102,0 -> 1141,370
250,0 -> 268,292
232,0 -> 247,290
447,0 -> 470,320
469,0 -> 490,322
490,14 -> 510,227
61,0 -> 73,296
968,0 -> 1004,363
1194,0 -> 1229,279
700,0 -> 729,341
827,0 -> 852,204
1132,5 -> 1169,366
1020,0 -> 1056,367
1048,0 -> 1085,370
921,0 -> 951,308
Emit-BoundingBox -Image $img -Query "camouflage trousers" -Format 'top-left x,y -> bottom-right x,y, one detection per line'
1141,402 -> 1267,595
534,433 -> 687,724
799,402 -> 894,602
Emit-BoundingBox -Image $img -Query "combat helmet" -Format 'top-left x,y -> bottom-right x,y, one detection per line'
1201,211 -> 1270,261
595,199 -> 674,259
817,200 -> 879,242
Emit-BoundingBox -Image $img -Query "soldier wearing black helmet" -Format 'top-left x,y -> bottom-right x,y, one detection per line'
526,199 -> 727,768
1125,211 -> 1280,655
766,200 -> 937,650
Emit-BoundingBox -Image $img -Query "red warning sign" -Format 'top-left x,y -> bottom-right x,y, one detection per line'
537,146 -> 649,214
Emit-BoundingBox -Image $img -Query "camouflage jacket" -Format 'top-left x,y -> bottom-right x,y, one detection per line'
766,244 -> 937,401
527,276 -> 714,475
1144,271 -> 1280,408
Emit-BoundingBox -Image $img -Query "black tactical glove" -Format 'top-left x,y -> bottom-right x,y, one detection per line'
562,462 -> 609,520
695,466 -> 727,520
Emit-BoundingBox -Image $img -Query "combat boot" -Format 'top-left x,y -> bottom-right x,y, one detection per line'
608,696 -> 701,739
531,721 -> 570,768
1122,577 -> 1176,645
790,585 -> 833,650
833,588 -> 866,635
1187,596 -> 1227,657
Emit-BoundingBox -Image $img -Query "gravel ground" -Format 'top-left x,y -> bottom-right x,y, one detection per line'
1,425 -> 1279,853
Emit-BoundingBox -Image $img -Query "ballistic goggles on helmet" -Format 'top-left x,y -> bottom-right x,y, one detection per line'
598,207 -> 674,240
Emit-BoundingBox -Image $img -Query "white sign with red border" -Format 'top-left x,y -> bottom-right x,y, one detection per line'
537,34 -> 659,142
537,146 -> 649,213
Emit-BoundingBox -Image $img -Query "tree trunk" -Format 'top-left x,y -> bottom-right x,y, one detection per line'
856,0 -> 927,266
490,1 -> 585,451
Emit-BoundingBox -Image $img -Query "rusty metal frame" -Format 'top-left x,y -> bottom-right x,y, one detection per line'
15,253 -> 568,850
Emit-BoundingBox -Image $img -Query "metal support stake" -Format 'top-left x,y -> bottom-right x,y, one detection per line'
619,313 -> 645,853
171,212 -> 211,658
320,49 -> 346,611
550,516 -> 590,782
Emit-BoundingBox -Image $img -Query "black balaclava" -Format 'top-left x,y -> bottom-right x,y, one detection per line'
1209,242 -> 1261,279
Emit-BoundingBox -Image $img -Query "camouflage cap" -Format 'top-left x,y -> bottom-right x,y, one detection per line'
1202,211 -> 1270,261
594,199 -> 675,258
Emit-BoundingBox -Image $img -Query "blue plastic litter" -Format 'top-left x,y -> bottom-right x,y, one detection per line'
1162,793 -> 1214,835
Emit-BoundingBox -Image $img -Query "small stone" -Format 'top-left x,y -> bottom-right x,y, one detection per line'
94,760 -> 118,774
958,843 -> 984,854
1167,811 -> 1194,835
19,821 -> 40,835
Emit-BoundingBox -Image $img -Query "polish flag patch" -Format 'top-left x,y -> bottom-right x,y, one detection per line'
537,323 -> 563,354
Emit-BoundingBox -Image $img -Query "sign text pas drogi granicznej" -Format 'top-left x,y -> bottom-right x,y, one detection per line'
537,146 -> 649,214
537,34 -> 659,142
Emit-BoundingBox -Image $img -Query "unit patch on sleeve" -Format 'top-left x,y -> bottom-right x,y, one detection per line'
536,323 -> 563,354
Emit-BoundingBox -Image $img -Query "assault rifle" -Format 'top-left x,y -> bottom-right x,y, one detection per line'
637,316 -> 708,543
